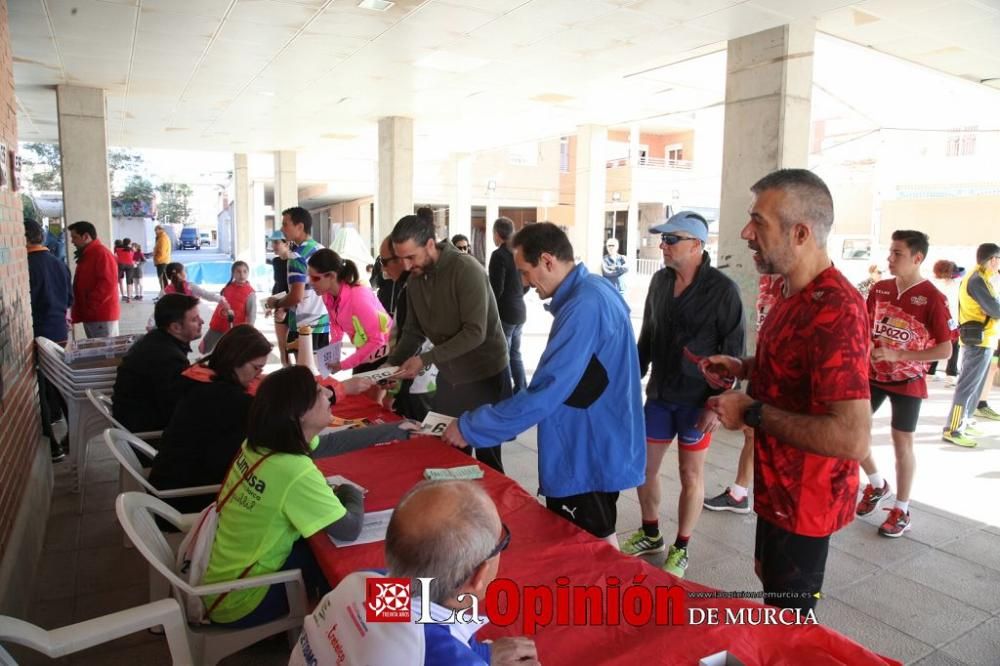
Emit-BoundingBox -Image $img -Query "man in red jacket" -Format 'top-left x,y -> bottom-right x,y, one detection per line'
68,221 -> 121,338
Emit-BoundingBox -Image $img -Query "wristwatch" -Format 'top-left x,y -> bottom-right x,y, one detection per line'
744,401 -> 764,429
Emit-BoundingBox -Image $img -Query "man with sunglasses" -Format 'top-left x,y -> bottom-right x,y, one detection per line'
291,480 -> 539,666
621,211 -> 745,579
377,235 -> 436,421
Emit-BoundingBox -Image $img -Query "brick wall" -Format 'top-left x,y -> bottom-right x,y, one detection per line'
0,0 -> 41,561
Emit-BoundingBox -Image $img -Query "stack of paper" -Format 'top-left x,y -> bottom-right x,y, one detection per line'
423,465 -> 485,481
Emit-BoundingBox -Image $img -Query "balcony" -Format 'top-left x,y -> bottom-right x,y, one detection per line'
605,156 -> 693,170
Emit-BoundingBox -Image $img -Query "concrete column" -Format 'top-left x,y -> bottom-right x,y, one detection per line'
233,153 -> 261,267
626,124 -> 640,268
274,150 -> 297,226
574,124 -> 608,270
449,153 -> 472,241
56,85 -> 112,255
376,116 -> 414,240
485,200 -> 500,228
717,22 -> 814,348
252,180 -> 266,234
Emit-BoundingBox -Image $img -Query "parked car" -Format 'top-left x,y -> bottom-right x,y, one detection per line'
200,233 -> 211,246
179,227 -> 200,250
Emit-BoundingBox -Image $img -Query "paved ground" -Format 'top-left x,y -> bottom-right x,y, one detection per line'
11,263 -> 1000,664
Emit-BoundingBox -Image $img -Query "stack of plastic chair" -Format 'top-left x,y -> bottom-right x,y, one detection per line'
35,337 -> 118,494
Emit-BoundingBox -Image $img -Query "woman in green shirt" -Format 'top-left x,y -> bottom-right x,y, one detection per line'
202,365 -> 366,627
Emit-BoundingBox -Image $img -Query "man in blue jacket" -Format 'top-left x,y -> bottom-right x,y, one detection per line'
444,223 -> 645,546
25,219 -> 73,461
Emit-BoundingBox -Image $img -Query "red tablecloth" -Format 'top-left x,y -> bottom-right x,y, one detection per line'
309,423 -> 898,666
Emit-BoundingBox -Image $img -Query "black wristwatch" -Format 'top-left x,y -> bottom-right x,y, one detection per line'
744,401 -> 764,429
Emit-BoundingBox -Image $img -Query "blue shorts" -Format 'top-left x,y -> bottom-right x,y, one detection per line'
644,399 -> 711,450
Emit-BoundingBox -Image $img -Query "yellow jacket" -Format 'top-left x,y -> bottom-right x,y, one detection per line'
958,266 -> 1000,348
153,230 -> 171,265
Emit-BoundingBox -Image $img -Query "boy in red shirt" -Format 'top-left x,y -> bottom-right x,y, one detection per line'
856,230 -> 952,537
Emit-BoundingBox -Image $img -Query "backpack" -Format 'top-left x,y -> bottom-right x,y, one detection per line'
175,450 -> 273,623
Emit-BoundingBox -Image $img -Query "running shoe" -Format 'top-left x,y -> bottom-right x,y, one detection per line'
974,405 -> 1000,421
703,488 -> 751,514
942,431 -> 978,448
620,529 -> 665,556
662,545 -> 689,578
856,480 -> 892,517
878,507 -> 911,538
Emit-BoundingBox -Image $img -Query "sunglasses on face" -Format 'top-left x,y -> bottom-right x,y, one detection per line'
660,234 -> 699,246
379,255 -> 398,264
308,273 -> 331,282
455,245 -> 470,252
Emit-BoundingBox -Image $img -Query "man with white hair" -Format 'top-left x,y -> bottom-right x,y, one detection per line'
290,480 -> 538,666
601,237 -> 627,295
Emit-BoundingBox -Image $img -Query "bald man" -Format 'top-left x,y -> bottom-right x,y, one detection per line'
292,480 -> 538,665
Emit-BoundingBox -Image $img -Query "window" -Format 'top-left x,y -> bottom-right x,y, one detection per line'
559,137 -> 570,173
508,142 -> 538,166
946,126 -> 977,157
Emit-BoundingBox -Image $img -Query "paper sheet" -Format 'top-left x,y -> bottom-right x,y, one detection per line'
325,474 -> 368,495
329,508 -> 393,548
420,411 -> 455,437
315,342 -> 343,378
353,365 -> 399,383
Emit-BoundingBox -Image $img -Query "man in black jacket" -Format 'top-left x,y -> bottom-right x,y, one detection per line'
621,211 -> 745,579
488,217 -> 528,393
111,294 -> 203,436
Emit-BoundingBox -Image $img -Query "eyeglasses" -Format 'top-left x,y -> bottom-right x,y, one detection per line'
459,522 -> 511,583
455,244 -> 470,252
660,234 -> 700,246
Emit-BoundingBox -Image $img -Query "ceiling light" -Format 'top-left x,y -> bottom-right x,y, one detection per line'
358,0 -> 394,11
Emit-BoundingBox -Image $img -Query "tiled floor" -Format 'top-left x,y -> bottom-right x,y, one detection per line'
8,270 -> 1000,664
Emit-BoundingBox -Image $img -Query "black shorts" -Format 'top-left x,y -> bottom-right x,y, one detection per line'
754,518 -> 828,612
870,383 -> 922,433
117,264 -> 131,279
545,491 -> 619,539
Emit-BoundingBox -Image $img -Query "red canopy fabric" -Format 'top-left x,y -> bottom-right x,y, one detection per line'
311,401 -> 900,665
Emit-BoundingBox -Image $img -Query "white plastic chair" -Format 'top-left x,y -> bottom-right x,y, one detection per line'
115,492 -> 307,666
103,428 -> 219,501
104,428 -> 219,560
0,598 -> 193,665
87,389 -> 163,443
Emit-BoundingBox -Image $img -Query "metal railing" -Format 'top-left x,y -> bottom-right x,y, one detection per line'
636,258 -> 662,276
605,157 -> 694,170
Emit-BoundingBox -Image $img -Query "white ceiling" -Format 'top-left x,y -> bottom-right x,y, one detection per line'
10,0 -> 1000,159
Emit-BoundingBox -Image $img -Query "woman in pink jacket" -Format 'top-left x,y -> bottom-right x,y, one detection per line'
307,248 -> 392,374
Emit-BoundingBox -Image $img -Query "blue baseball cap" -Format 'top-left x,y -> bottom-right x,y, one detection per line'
268,229 -> 286,242
649,211 -> 709,243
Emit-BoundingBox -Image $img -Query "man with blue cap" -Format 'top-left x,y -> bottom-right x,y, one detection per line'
621,210 -> 745,578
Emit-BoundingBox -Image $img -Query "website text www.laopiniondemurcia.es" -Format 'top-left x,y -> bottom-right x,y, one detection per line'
364,576 -> 820,633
